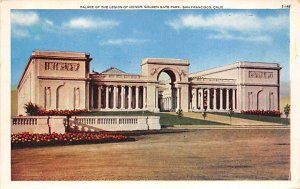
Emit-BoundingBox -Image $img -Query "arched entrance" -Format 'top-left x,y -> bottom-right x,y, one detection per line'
56,84 -> 69,110
141,58 -> 189,112
157,69 -> 177,112
257,90 -> 266,110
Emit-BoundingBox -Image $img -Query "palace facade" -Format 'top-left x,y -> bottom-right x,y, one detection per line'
17,50 -> 281,115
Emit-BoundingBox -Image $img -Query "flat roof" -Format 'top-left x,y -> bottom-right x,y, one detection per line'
141,57 -> 189,66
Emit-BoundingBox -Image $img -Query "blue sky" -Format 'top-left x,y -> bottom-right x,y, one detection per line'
11,9 -> 290,95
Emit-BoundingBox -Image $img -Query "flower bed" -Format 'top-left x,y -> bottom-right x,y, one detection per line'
240,110 -> 281,117
11,132 -> 133,148
37,109 -> 89,116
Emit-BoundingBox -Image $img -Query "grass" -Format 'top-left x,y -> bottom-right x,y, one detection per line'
209,112 -> 289,125
280,96 -> 290,113
78,111 -> 225,125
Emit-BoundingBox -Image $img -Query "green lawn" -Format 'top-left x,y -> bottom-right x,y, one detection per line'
78,111 -> 225,126
209,112 -> 289,125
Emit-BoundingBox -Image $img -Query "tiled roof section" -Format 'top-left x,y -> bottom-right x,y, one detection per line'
100,67 -> 126,74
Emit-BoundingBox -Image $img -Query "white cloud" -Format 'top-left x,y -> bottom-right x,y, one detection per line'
44,19 -> 54,27
63,17 -> 119,30
167,12 -> 288,43
167,12 -> 288,32
12,29 -> 30,38
11,11 -> 39,26
99,38 -> 147,45
208,31 -> 272,43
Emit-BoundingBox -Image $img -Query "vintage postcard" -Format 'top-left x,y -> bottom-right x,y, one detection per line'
1,0 -> 300,189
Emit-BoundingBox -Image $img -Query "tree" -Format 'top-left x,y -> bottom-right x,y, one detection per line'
202,109 -> 207,120
228,107 -> 234,125
24,102 -> 40,116
176,109 -> 183,117
284,104 -> 290,118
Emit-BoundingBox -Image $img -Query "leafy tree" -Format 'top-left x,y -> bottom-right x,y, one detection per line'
284,104 -> 290,118
202,109 -> 207,120
176,109 -> 183,117
228,108 -> 234,124
24,102 -> 40,116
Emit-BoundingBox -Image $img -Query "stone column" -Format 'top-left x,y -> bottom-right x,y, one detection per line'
200,88 -> 204,110
233,89 -> 236,110
155,87 -> 159,109
207,88 -> 211,110
113,86 -> 117,109
226,88 -> 230,110
192,88 -> 197,111
197,88 -> 201,109
135,86 -> 139,109
121,86 -> 125,109
213,88 -> 217,110
85,82 -> 90,110
129,86 -> 132,109
176,87 -> 181,111
98,86 -> 102,110
105,86 -> 109,109
220,88 -> 223,110
165,98 -> 167,111
143,86 -> 146,109
116,86 -> 119,109
90,85 -> 94,109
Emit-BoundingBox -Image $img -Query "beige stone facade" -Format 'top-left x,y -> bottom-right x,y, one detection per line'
17,50 -> 281,115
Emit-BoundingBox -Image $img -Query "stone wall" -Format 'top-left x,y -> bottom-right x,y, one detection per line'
69,116 -> 161,131
11,115 -> 161,134
11,116 -> 50,134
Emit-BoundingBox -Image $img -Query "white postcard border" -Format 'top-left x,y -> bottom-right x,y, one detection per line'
1,0 -> 299,189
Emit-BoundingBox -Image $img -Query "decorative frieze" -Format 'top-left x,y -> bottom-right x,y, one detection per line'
92,74 -> 141,79
193,77 -> 236,84
249,71 -> 273,79
45,62 -> 80,71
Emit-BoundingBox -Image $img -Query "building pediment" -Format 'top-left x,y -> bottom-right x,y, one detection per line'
100,67 -> 126,74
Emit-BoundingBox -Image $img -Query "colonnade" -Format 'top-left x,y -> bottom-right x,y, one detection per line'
160,97 -> 173,111
89,84 -> 236,112
158,86 -> 181,112
90,85 -> 147,110
191,87 -> 237,111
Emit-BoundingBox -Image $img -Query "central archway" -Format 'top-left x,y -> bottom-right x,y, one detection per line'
157,69 -> 177,112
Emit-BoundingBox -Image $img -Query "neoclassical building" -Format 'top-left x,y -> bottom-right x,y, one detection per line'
17,50 -> 281,115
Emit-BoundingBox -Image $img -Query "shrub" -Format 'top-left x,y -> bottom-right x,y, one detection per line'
24,102 -> 40,116
241,110 -> 281,117
228,108 -> 234,124
284,104 -> 290,118
37,109 -> 89,116
176,109 -> 183,117
11,132 -> 132,148
202,109 -> 207,120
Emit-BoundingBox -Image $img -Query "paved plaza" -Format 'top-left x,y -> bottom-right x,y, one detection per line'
11,126 -> 289,180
